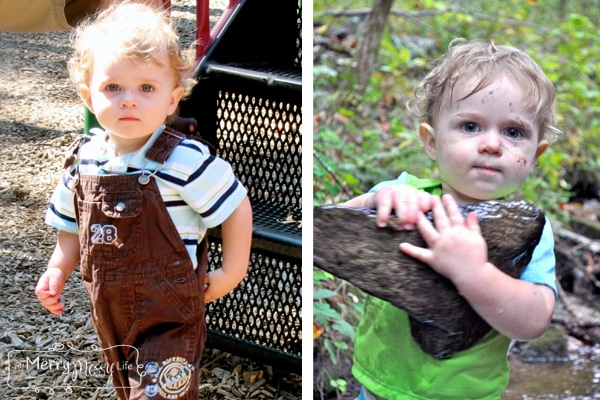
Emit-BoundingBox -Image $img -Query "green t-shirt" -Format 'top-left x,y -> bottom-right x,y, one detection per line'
353,299 -> 511,400
352,173 -> 513,400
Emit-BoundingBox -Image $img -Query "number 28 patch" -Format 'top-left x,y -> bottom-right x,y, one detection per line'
91,224 -> 124,249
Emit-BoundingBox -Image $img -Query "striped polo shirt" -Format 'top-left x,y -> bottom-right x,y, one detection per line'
45,125 -> 247,269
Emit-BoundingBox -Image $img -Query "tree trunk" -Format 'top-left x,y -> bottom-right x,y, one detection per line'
357,0 -> 394,93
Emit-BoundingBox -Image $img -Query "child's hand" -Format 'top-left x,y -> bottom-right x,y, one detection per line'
35,230 -> 79,315
203,269 -> 243,303
399,194 -> 487,282
401,194 -> 556,340
344,185 -> 432,229
35,268 -> 67,315
373,185 -> 433,229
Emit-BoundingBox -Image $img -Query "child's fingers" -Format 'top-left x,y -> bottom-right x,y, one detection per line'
430,195 -> 450,231
375,193 -> 393,228
374,187 -> 433,230
441,194 -> 464,226
39,294 -> 64,315
47,301 -> 65,315
383,187 -> 421,229
418,192 -> 434,213
48,276 -> 61,296
465,211 -> 481,233
34,277 -> 50,298
399,242 -> 433,264
203,285 -> 219,303
414,211 -> 440,246
395,190 -> 419,229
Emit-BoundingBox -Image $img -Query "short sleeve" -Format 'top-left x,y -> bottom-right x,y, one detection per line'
368,172 -> 410,193
519,217 -> 557,297
45,170 -> 78,234
369,172 -> 442,196
170,142 -> 247,228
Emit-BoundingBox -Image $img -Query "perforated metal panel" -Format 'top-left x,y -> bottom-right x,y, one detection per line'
295,0 -> 302,67
206,240 -> 302,360
206,86 -> 302,363
216,91 -> 302,231
180,0 -> 303,369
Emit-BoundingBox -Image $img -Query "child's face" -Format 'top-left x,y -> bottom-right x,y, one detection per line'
421,75 -> 548,204
79,49 -> 184,153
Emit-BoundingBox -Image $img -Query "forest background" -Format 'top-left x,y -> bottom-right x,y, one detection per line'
312,0 -> 600,398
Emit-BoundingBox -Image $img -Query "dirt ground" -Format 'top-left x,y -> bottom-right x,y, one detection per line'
0,1 -> 301,399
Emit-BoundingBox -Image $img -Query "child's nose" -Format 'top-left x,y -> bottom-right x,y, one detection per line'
478,131 -> 503,154
119,90 -> 137,108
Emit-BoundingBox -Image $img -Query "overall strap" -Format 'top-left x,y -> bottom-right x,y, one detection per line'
145,126 -> 217,163
144,126 -> 186,163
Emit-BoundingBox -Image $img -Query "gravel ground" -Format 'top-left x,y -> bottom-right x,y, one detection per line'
0,1 -> 302,399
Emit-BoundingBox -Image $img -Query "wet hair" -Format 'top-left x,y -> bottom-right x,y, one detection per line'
67,1 -> 196,97
407,38 -> 562,143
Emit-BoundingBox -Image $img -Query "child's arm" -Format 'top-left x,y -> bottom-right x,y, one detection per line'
204,196 -> 252,303
400,194 -> 555,340
35,230 -> 80,316
344,184 -> 432,229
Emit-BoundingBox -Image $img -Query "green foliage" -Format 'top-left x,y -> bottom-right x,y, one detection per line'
313,269 -> 364,397
313,270 -> 363,351
313,0 -> 600,395
314,0 -> 600,213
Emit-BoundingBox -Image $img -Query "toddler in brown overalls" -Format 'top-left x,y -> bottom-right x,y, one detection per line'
35,3 -> 252,399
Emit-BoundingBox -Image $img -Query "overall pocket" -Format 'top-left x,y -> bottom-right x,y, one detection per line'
153,266 -> 203,327
78,191 -> 144,257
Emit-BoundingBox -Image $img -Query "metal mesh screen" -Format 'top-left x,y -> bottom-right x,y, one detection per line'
207,85 -> 302,359
191,0 -> 303,365
206,240 -> 302,357
215,90 -> 302,233
295,0 -> 302,67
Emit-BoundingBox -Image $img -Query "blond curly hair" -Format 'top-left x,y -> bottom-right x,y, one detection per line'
407,38 -> 562,143
67,1 -> 196,98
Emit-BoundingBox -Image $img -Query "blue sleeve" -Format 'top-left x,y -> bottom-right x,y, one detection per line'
519,217 -> 557,297
368,172 -> 409,193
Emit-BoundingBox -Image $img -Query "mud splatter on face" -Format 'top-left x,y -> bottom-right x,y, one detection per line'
481,89 -> 495,104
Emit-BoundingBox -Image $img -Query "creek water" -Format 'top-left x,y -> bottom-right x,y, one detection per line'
504,339 -> 600,399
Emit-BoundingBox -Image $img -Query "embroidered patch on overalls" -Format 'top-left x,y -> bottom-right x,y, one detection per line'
90,224 -> 124,248
144,357 -> 194,399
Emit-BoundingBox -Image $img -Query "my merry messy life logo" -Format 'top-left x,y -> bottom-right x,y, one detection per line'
5,341 -> 142,394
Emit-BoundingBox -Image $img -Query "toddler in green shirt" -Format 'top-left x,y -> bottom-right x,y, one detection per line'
345,39 -> 562,400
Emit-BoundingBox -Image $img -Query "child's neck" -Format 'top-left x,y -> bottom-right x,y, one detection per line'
107,134 -> 151,156
441,187 -> 502,205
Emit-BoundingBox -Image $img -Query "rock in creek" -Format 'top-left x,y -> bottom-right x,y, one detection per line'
313,200 -> 546,358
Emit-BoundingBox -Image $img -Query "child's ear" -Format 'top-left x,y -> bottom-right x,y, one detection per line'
167,86 -> 185,116
535,139 -> 549,159
533,139 -> 549,167
419,123 -> 437,160
78,84 -> 94,113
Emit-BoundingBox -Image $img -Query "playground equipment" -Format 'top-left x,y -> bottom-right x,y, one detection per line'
175,0 -> 303,370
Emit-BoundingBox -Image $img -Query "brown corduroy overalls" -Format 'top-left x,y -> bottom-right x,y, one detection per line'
69,128 -> 208,400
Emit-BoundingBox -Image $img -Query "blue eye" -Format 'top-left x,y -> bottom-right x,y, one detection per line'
463,122 -> 479,133
106,84 -> 119,91
141,84 -> 153,92
505,128 -> 522,139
